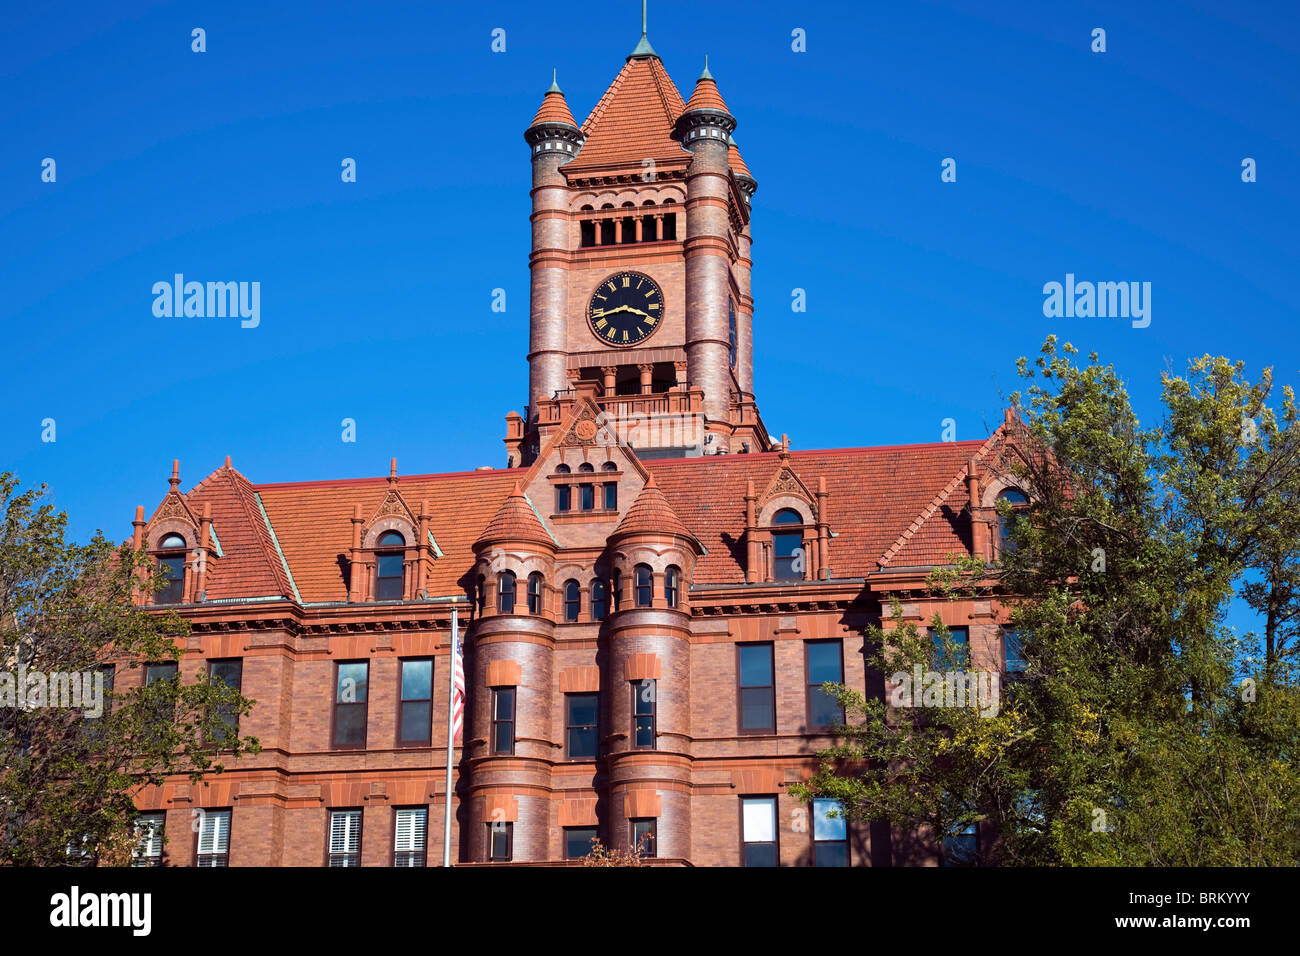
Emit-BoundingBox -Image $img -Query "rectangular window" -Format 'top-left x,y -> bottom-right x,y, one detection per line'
741,797 -> 778,867
812,798 -> 849,867
603,482 -> 617,510
580,484 -> 595,511
737,643 -> 775,734
333,661 -> 369,749
492,687 -> 516,755
398,658 -> 432,745
488,822 -> 513,862
132,813 -> 165,867
393,807 -> 427,867
805,641 -> 844,730
156,555 -> 185,604
566,693 -> 598,759
208,658 -> 242,737
942,823 -> 979,867
375,553 -> 404,600
564,826 -> 598,860
931,626 -> 969,669
195,809 -> 231,867
1004,628 -> 1027,672
631,818 -> 657,858
632,680 -> 656,749
328,809 -> 363,867
144,661 -> 178,736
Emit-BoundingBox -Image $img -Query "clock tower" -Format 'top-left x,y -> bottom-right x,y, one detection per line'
506,13 -> 772,466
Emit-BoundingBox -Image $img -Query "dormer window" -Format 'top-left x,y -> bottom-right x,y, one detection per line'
772,509 -> 804,581
997,489 -> 1029,557
375,530 -> 405,601
498,571 -> 516,614
155,533 -> 186,604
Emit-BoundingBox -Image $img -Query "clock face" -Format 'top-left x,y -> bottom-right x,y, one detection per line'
588,271 -> 663,347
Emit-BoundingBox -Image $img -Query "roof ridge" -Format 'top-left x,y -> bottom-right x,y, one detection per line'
580,59 -> 630,132
221,465 -> 293,597
875,427 -> 1007,569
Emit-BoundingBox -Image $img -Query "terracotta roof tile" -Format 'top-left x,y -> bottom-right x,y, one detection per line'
256,469 -> 520,602
680,76 -> 730,117
613,474 -> 697,543
186,463 -> 293,600
565,57 -> 688,172
477,481 -> 557,548
529,90 -> 577,128
728,140 -> 752,179
645,442 -> 986,584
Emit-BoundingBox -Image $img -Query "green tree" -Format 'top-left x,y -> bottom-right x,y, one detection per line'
0,473 -> 261,866
792,338 -> 1300,865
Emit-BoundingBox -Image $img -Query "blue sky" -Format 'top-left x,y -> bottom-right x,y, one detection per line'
2,0 -> 1297,642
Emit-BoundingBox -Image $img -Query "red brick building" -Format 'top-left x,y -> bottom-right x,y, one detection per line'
122,25 -> 1022,867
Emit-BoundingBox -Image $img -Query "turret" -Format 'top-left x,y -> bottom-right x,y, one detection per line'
674,59 -> 738,446
524,72 -> 584,428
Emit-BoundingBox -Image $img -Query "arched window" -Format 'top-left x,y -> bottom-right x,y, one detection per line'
155,534 -> 187,604
555,464 -> 571,512
772,508 -> 804,582
527,572 -> 544,614
564,579 -> 581,622
635,564 -> 653,607
997,489 -> 1029,556
477,574 -> 486,615
374,531 -> 405,601
591,579 -> 609,621
664,565 -> 681,607
578,463 -> 594,472
498,571 -> 516,614
602,462 -> 618,510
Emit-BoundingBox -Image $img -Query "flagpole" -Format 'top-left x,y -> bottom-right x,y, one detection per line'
442,605 -> 458,867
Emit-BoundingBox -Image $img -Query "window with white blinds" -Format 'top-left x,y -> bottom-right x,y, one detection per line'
328,809 -> 363,867
393,807 -> 428,867
195,809 -> 231,867
132,813 -> 165,867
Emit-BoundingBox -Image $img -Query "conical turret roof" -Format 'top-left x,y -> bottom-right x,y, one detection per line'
614,475 -> 698,544
478,481 -> 556,548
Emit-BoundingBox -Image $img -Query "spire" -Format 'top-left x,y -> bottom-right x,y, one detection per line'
628,0 -> 658,59
680,59 -> 732,118
614,475 -> 701,548
477,481 -> 556,548
527,69 -> 578,129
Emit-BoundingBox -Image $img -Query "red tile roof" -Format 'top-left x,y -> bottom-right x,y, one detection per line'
477,481 -> 557,549
161,438 -> 991,604
565,56 -> 689,172
645,442 -> 985,584
186,463 -> 292,600
681,76 -> 730,116
728,141 -> 753,180
529,90 -> 577,128
613,474 -> 698,544
255,469 -> 519,602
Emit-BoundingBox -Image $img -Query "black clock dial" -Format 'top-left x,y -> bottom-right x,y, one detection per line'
588,271 -> 663,347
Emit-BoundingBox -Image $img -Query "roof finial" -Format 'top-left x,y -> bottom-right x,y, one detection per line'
699,54 -> 713,81
547,67 -> 561,94
628,0 -> 658,58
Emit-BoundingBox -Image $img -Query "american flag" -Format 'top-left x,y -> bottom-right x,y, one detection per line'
451,630 -> 465,743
